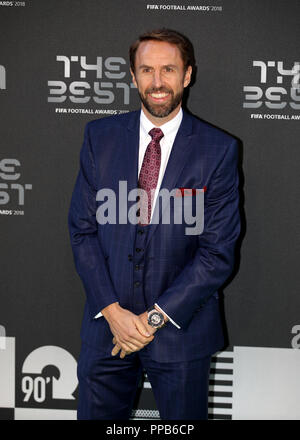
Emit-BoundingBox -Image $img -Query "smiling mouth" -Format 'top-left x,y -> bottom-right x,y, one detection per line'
148,92 -> 170,101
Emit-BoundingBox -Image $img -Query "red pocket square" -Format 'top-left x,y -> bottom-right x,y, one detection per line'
176,187 -> 207,196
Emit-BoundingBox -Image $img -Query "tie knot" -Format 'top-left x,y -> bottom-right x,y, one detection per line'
149,127 -> 164,143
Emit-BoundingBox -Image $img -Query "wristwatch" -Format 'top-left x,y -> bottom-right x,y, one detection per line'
147,306 -> 166,329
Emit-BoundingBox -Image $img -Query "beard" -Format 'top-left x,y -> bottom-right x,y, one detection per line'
138,86 -> 183,118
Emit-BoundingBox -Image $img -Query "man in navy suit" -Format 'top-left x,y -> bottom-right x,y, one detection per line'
68,28 -> 240,420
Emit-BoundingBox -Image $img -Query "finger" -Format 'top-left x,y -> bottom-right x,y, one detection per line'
119,349 -> 127,359
117,334 -> 145,351
123,336 -> 150,348
111,324 -> 148,347
111,320 -> 153,346
113,333 -> 139,351
113,338 -> 135,354
134,318 -> 152,338
111,345 -> 121,356
121,340 -> 141,352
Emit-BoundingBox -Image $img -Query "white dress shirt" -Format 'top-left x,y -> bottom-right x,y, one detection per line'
95,108 -> 183,329
138,107 -> 182,222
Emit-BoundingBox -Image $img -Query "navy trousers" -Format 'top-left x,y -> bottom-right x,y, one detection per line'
77,342 -> 211,420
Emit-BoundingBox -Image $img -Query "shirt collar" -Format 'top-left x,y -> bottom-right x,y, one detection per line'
140,107 -> 183,139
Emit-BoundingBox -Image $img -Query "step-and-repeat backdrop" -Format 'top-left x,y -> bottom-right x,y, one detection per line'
1,0 -> 300,420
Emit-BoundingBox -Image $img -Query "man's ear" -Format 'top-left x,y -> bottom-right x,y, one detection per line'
183,66 -> 192,88
130,68 -> 138,88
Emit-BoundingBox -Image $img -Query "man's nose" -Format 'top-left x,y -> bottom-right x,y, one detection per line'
152,71 -> 163,88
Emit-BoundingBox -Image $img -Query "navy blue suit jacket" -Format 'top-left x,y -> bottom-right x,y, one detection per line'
68,109 -> 240,362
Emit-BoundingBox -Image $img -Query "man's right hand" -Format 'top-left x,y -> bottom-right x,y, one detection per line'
101,302 -> 155,356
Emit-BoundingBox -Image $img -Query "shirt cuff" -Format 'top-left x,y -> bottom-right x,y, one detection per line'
94,301 -> 119,319
154,303 -> 181,329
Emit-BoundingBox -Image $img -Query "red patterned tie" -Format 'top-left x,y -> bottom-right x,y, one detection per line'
138,127 -> 164,225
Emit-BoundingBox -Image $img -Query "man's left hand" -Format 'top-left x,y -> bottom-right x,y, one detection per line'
112,311 -> 157,358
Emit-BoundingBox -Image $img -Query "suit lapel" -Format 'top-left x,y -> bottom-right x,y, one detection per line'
125,111 -> 140,191
145,110 -> 194,247
125,111 -> 140,244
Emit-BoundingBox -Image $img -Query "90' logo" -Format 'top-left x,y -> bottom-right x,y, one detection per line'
22,376 -> 52,403
21,346 -> 78,404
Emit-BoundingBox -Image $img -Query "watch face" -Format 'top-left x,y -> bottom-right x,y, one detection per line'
148,311 -> 163,327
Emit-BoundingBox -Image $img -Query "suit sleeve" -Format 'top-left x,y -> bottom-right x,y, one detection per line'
68,123 -> 119,318
156,139 -> 240,329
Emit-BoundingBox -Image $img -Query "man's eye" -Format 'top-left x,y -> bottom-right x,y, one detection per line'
142,68 -> 152,73
164,67 -> 174,72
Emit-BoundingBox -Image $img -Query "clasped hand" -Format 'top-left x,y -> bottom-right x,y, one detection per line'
101,303 -> 156,359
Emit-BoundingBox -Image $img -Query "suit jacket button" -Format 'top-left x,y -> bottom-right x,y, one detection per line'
134,281 -> 141,288
135,248 -> 143,253
128,254 -> 133,261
